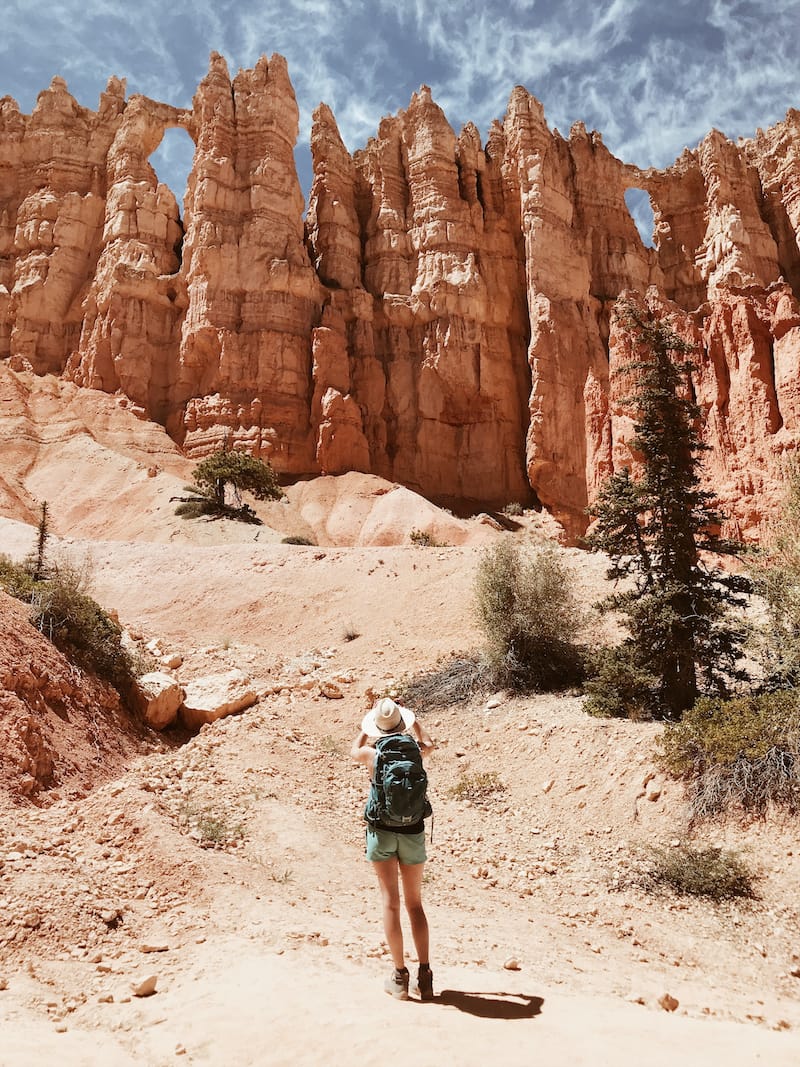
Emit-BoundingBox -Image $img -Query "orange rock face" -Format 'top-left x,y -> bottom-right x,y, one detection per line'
1,57 -> 798,538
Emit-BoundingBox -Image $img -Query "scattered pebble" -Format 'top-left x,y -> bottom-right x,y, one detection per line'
131,975 -> 158,998
503,957 -> 521,971
658,994 -> 679,1012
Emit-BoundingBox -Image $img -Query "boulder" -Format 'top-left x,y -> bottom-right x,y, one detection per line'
179,669 -> 258,730
135,672 -> 185,730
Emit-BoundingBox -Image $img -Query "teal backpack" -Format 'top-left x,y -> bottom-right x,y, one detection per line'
365,733 -> 432,828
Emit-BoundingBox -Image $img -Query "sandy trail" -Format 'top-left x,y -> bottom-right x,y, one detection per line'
3,944 -> 799,1067
2,437 -> 800,1066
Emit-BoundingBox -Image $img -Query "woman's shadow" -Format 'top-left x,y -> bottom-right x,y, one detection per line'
433,990 -> 544,1020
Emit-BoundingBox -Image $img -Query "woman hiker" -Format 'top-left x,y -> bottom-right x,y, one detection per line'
351,697 -> 436,1001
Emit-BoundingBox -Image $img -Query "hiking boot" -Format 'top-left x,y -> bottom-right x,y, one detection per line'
384,967 -> 409,1000
414,964 -> 434,1002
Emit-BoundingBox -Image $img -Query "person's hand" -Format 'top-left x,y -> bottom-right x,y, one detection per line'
413,721 -> 435,750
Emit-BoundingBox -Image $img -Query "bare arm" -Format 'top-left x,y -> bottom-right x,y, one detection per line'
411,719 -> 435,754
350,730 -> 375,773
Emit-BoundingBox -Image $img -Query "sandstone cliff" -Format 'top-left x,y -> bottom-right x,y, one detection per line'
1,56 -> 799,538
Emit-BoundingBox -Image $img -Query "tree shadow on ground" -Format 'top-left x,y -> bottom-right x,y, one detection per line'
435,990 -> 544,1019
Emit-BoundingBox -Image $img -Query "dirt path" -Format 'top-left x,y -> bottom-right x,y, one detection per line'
2,480 -> 800,1065
3,944 -> 799,1067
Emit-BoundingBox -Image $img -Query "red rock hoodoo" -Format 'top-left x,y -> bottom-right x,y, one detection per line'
1,54 -> 798,537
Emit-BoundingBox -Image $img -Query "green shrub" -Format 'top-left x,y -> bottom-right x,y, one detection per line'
659,691 -> 800,816
752,458 -> 800,689
645,844 -> 756,901
474,539 -> 586,692
448,771 -> 506,803
0,554 -> 137,695
397,653 -> 491,709
182,804 -> 244,848
501,502 -> 524,517
175,498 -> 218,520
583,645 -> 661,720
409,528 -> 448,548
281,535 -> 315,546
0,554 -> 35,600
31,562 -> 138,692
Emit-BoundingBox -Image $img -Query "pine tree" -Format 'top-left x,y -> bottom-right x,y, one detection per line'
586,301 -> 750,720
173,442 -> 283,523
190,446 -> 283,509
25,500 -> 50,582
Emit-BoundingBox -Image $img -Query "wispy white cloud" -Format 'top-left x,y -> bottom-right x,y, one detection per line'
1,0 -> 797,203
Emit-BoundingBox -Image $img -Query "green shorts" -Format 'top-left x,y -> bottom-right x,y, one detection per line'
365,826 -> 427,865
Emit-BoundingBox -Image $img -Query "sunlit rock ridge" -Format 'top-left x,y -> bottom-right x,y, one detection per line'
1,52 -> 799,538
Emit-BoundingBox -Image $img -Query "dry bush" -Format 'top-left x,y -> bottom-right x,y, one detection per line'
474,539 -> 586,692
397,654 -> 492,709
659,691 -> 800,817
448,771 -> 506,803
644,844 -> 756,901
502,502 -> 524,517
409,529 -> 447,548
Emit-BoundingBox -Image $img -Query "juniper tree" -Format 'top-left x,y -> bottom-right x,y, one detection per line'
586,301 -> 750,720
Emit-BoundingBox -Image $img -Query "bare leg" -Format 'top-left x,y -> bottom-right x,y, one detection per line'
399,862 -> 429,965
372,859 -> 404,969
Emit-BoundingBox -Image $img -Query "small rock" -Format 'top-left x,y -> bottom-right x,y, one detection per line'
140,941 -> 169,954
542,779 -> 555,795
319,682 -> 343,700
54,1023 -> 68,1034
503,957 -> 521,971
658,993 -> 679,1012
98,993 -> 114,1004
131,975 -> 158,998
0,977 -> 8,991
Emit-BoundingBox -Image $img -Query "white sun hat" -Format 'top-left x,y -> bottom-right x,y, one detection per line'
361,697 -> 415,738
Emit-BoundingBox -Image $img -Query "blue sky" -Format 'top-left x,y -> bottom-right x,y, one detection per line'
2,0 -> 798,233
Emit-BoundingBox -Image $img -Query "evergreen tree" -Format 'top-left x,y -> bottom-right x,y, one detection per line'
191,446 -> 283,508
586,301 -> 750,720
174,443 -> 283,523
25,500 -> 50,582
